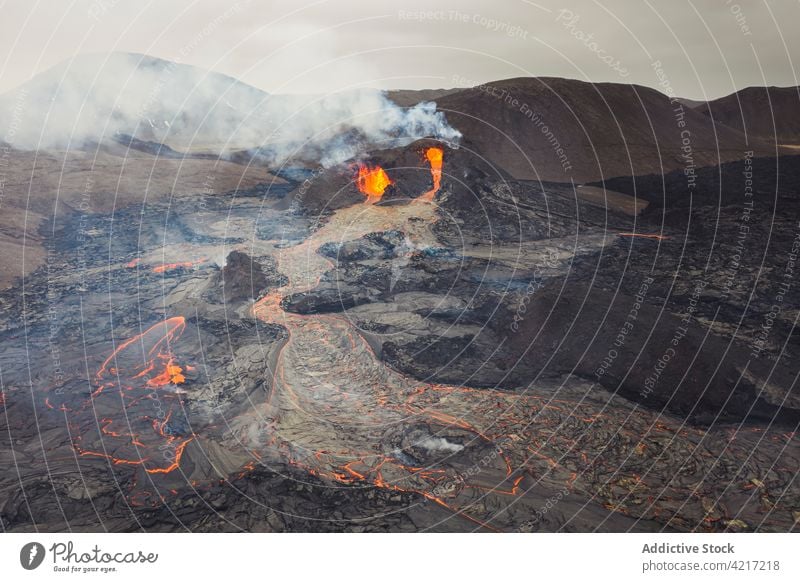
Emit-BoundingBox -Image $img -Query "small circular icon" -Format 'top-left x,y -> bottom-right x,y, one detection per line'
20,542 -> 46,570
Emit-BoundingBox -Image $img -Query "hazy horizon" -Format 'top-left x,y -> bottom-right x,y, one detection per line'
3,48 -> 798,103
1,1 -> 798,101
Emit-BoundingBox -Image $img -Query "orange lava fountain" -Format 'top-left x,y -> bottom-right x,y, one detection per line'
356,163 -> 392,202
419,147 -> 444,201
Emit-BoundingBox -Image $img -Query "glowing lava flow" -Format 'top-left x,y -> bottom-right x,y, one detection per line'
152,258 -> 207,273
53,316 -> 195,497
356,163 -> 392,202
95,316 -> 187,389
246,201 -> 550,530
145,358 -> 186,387
617,232 -> 669,241
419,147 -> 444,201
244,199 -> 743,531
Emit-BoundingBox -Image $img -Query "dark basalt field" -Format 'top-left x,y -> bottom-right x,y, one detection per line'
0,133 -> 797,532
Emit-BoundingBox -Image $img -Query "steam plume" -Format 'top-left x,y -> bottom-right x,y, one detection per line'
0,52 -> 461,165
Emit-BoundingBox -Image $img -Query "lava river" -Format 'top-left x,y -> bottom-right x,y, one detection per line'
243,198 -> 798,531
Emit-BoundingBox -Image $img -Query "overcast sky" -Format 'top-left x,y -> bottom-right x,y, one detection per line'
1,0 -> 798,99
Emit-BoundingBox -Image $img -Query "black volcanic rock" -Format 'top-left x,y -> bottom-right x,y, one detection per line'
216,250 -> 286,303
281,287 -> 372,314
319,230 -> 408,261
594,154 -> 800,210
289,171 -> 800,427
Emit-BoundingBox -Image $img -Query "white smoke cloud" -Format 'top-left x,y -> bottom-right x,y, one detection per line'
0,53 -> 266,149
0,52 -> 461,166
418,436 -> 464,453
276,89 -> 462,167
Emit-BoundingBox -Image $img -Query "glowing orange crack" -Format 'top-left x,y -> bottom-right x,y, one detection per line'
144,437 -> 194,474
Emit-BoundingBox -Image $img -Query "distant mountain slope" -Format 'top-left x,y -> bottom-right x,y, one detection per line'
386,87 -> 462,108
436,77 -> 780,182
0,52 -> 463,163
698,86 -> 800,145
675,97 -> 705,109
2,57 -> 793,182
0,52 -> 274,149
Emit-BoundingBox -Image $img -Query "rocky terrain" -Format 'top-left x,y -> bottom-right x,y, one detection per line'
0,61 -> 798,532
0,133 -> 796,533
0,144 -> 280,289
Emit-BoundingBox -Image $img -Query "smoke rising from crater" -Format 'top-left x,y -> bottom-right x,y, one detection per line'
0,52 -> 461,165
277,92 -> 462,168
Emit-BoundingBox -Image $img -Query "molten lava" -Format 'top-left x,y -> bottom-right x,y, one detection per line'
356,163 -> 392,201
419,147 -> 444,201
95,316 -> 187,387
617,232 -> 669,241
152,258 -> 207,273
146,358 -> 186,387
58,315 -> 196,492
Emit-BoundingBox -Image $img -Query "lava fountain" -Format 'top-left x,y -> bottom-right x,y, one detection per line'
419,147 -> 444,201
356,163 -> 392,203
